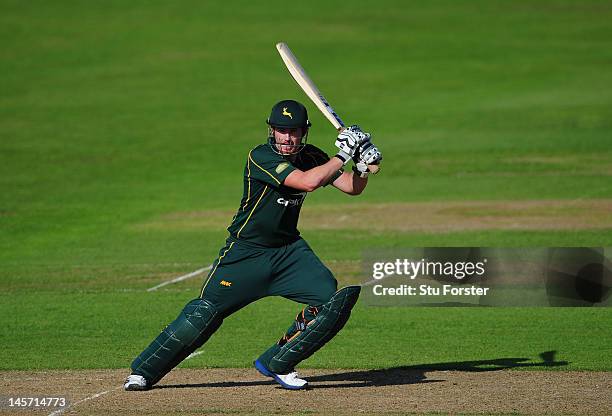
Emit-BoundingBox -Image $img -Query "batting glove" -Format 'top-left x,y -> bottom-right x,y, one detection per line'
352,141 -> 382,178
334,125 -> 371,165
358,140 -> 382,165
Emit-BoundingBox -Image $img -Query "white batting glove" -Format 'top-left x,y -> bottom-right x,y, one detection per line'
358,140 -> 382,165
353,141 -> 382,178
334,125 -> 371,165
352,161 -> 370,178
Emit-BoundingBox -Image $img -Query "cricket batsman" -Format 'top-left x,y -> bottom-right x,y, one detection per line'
124,99 -> 382,390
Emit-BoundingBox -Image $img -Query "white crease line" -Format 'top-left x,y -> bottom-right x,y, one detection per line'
361,275 -> 389,287
48,386 -> 121,416
147,265 -> 212,292
185,351 -> 204,360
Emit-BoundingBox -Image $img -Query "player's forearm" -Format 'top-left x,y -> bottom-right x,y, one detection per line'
331,170 -> 367,195
349,171 -> 368,195
300,157 -> 344,191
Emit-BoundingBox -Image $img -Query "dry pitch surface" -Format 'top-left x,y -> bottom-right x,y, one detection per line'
1,369 -> 611,415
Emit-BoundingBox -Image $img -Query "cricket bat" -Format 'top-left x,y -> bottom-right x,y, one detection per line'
275,42 -> 380,174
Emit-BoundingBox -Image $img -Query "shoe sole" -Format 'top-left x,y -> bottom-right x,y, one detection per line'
124,377 -> 150,391
124,383 -> 149,391
254,359 -> 308,390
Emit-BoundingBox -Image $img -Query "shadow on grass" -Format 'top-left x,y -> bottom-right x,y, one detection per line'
156,350 -> 567,390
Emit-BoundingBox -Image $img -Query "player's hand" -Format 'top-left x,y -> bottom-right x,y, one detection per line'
334,125 -> 371,165
357,140 -> 382,165
352,141 -> 382,178
352,161 -> 370,178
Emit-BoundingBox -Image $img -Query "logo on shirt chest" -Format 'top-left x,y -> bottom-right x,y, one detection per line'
276,162 -> 290,174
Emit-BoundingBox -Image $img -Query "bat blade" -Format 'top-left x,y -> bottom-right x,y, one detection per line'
275,42 -> 380,174
275,42 -> 345,131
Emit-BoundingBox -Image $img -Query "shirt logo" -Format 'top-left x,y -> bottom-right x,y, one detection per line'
282,107 -> 293,119
277,192 -> 306,207
220,280 -> 232,287
276,162 -> 290,174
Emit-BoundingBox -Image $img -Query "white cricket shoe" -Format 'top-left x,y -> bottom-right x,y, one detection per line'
254,359 -> 308,390
124,374 -> 149,391
276,371 -> 308,389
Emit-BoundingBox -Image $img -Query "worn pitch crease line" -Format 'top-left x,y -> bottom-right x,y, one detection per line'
147,265 -> 212,292
48,386 -> 121,416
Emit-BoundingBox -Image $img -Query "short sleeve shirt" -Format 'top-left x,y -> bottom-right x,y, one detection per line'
226,143 -> 343,247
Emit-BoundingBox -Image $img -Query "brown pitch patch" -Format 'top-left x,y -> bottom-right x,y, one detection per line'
1,369 -> 610,415
136,199 -> 612,233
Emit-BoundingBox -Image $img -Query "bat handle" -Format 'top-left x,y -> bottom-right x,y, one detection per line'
337,127 -> 380,175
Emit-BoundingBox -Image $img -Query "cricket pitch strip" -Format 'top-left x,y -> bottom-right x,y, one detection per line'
1,368 -> 610,415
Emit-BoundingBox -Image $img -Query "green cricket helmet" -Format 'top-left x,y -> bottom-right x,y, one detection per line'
267,99 -> 311,155
266,99 -> 312,129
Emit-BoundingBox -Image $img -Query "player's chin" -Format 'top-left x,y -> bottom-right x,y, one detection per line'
279,145 -> 297,154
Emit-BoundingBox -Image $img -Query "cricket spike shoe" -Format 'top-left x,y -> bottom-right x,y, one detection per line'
254,359 -> 308,390
124,374 -> 150,391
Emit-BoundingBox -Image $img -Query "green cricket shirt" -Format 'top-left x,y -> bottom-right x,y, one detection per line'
227,143 -> 342,247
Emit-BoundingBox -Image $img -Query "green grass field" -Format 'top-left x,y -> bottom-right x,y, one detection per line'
1,0 -> 611,373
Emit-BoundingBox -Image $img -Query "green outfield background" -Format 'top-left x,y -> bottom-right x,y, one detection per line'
1,1 -> 611,371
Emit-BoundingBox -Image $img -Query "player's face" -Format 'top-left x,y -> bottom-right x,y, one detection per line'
273,127 -> 304,155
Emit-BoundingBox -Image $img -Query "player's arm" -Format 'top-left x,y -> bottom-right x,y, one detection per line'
284,126 -> 378,193
283,157 -> 344,192
331,170 -> 368,195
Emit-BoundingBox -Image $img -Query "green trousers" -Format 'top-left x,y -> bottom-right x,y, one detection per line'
130,237 -> 340,382
200,237 -> 338,367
